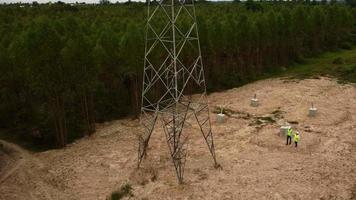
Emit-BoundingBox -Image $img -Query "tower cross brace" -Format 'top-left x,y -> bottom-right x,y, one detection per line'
137,0 -> 218,184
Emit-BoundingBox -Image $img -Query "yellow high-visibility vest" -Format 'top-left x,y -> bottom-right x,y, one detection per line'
294,134 -> 300,142
287,128 -> 292,136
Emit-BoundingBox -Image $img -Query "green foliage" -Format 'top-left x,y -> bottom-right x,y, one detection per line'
245,0 -> 263,12
332,57 -> 344,64
0,3 -> 355,149
282,47 -> 356,83
335,64 -> 356,83
346,0 -> 356,7
110,183 -> 134,200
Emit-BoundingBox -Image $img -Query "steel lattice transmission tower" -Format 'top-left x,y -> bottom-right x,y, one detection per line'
137,0 -> 218,184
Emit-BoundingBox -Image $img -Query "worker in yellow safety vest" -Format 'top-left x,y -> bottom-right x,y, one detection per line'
294,131 -> 300,147
286,127 -> 292,145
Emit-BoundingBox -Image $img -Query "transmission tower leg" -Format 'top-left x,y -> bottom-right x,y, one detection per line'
161,103 -> 190,184
137,112 -> 158,168
193,98 -> 219,168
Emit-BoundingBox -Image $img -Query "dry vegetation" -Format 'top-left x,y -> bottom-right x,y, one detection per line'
0,77 -> 355,200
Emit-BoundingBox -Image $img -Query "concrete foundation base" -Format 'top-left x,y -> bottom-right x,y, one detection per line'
250,98 -> 259,107
309,107 -> 317,117
217,113 -> 225,123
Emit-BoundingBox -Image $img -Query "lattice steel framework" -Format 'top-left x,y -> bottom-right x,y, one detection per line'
137,0 -> 218,184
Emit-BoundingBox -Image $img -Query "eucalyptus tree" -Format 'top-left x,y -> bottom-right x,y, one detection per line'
120,21 -> 143,117
22,18 -> 68,147
61,17 -> 97,136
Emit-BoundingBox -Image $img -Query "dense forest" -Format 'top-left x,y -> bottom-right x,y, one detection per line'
0,1 -> 355,149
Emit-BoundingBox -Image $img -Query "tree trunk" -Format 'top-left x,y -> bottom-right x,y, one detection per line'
51,91 -> 67,148
80,91 -> 96,136
88,92 -> 96,134
129,73 -> 140,118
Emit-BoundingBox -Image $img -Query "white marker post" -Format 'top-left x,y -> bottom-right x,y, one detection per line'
250,93 -> 259,107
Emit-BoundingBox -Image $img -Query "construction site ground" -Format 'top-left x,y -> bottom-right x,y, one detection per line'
1,77 -> 355,200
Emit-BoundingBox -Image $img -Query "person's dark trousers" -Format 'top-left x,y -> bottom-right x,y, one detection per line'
295,141 -> 298,147
286,136 -> 292,145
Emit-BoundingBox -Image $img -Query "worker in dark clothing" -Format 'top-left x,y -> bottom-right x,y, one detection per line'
286,127 -> 292,145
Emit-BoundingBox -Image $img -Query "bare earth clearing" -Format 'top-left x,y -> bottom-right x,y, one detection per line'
1,77 -> 355,200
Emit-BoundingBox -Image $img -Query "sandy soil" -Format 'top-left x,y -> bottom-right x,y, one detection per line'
0,77 -> 355,200
0,141 -> 17,181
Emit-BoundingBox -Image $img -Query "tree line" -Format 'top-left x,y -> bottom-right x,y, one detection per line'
0,2 -> 355,149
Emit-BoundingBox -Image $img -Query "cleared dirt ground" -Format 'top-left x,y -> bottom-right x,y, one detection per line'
1,77 -> 355,200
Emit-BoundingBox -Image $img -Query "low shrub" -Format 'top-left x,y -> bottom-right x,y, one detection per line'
340,42 -> 352,50
332,57 -> 344,64
109,183 -> 134,200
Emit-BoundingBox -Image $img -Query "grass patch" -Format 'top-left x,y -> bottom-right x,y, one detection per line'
281,47 -> 356,83
332,57 -> 345,64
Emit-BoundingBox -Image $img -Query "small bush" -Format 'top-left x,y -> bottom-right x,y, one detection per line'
336,64 -> 356,83
339,42 -> 352,50
343,64 -> 356,72
109,183 -> 134,200
332,57 -> 344,64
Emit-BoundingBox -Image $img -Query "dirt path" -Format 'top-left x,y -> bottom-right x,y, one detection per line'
0,140 -> 26,184
0,141 -> 71,200
1,77 -> 355,200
